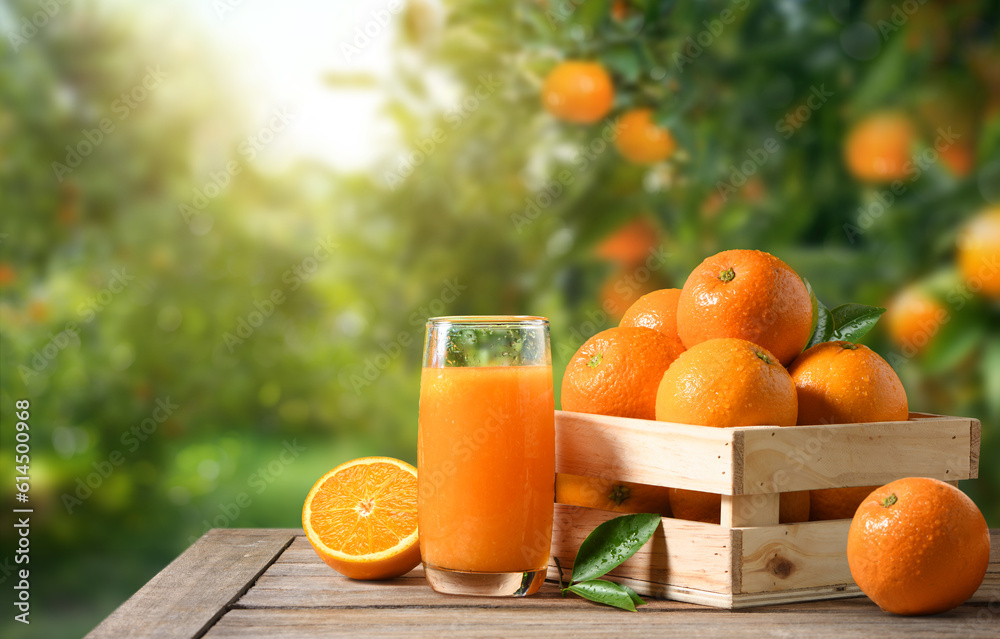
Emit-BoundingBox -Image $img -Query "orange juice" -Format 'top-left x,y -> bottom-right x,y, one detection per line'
418,364 -> 555,573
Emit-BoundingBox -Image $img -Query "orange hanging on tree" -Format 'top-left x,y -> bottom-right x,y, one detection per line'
542,61 -> 614,124
957,206 -> 1000,299
844,111 -> 917,182
614,108 -> 677,164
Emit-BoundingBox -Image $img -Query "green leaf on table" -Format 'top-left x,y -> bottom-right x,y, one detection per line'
567,579 -> 641,612
571,513 -> 661,583
828,303 -> 885,343
620,583 -> 646,607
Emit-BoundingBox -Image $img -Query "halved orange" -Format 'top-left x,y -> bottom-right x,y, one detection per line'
302,456 -> 420,580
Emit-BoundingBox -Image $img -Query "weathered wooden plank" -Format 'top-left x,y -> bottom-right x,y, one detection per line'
86,528 -> 296,639
203,604 -> 1000,639
555,411 -> 979,496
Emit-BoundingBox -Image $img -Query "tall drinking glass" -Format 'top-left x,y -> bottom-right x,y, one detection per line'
418,316 -> 555,596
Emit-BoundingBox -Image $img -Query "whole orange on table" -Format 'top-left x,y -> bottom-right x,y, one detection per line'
614,108 -> 677,164
788,341 -> 909,521
676,249 -> 813,366
542,61 -> 614,124
848,477 -> 990,615
561,326 -> 684,421
302,456 -> 420,580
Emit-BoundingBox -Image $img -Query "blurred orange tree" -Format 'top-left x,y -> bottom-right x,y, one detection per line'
1,0 -> 999,636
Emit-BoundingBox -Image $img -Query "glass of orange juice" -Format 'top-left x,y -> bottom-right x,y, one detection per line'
418,316 -> 555,596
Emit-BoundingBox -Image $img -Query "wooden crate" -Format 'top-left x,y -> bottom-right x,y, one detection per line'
548,410 -> 982,609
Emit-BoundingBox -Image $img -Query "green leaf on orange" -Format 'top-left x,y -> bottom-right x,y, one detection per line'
828,303 -> 885,343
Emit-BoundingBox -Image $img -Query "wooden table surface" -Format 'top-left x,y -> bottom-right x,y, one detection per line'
87,528 -> 1000,639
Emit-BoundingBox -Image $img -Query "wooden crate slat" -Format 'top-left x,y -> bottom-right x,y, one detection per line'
556,411 -> 979,495
552,409 -> 983,609
738,417 -> 977,493
555,411 -> 738,493
737,520 -> 853,594
549,504 -> 735,594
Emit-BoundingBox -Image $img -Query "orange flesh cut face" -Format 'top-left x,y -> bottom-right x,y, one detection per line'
303,457 -> 420,580
309,462 -> 418,557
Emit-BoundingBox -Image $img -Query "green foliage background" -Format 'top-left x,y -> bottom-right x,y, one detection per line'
1,0 -> 999,636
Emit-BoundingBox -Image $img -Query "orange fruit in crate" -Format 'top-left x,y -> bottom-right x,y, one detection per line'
619,288 -> 685,352
788,341 -> 908,521
542,61 -> 614,124
668,488 -> 721,524
809,486 -> 877,521
844,112 -> 917,182
788,341 -> 909,426
847,478 -> 990,615
655,338 -> 798,428
676,250 -> 812,365
556,473 -> 671,517
562,327 -> 684,420
957,206 -> 1000,298
668,488 -> 809,525
884,286 -> 948,356
614,108 -> 677,164
302,456 -> 420,580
